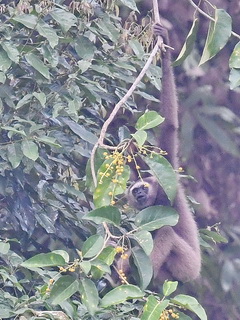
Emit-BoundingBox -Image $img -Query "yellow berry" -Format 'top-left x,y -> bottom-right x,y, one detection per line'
49,279 -> 54,284
135,165 -> 140,169
111,200 -> 116,205
108,191 -> 113,196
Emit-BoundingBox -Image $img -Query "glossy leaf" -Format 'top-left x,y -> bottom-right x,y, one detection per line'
132,247 -> 153,289
13,14 -> 38,28
133,230 -> 153,255
1,42 -> 19,63
171,295 -> 207,320
81,235 -> 104,258
144,154 -> 177,203
141,296 -> 169,320
49,275 -> 79,305
25,53 -> 50,80
84,206 -> 121,226
21,252 -> 66,268
50,9 -> 77,32
119,0 -> 139,12
0,242 -> 10,254
36,20 -> 59,48
132,130 -> 147,147
21,140 -> 39,161
173,18 -> 199,66
163,281 -> 178,296
0,48 -> 11,71
229,68 -> 240,89
79,278 -> 99,315
7,143 -> 23,168
101,285 -> 144,307
229,42 -> 240,68
199,9 -> 232,65
136,111 -> 164,130
135,205 -> 179,231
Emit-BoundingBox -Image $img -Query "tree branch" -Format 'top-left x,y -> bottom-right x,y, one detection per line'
188,0 -> 240,40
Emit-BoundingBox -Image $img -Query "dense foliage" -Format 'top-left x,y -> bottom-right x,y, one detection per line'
0,0 -> 238,319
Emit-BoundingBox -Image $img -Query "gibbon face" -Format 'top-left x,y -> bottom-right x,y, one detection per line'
128,177 -> 159,210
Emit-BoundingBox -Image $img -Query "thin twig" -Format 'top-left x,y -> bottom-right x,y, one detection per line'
188,0 -> 240,40
90,40 -> 161,186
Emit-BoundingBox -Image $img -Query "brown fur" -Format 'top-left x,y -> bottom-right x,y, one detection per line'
128,24 -> 201,285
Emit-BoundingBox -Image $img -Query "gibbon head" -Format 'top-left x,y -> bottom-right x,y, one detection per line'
127,176 -> 159,210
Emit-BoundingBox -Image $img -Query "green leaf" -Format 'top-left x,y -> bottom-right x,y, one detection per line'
136,111 -> 164,130
52,250 -> 69,263
171,295 -> 207,320
81,235 -> 104,258
173,18 -> 199,66
21,252 -> 66,268
133,230 -> 153,255
1,42 -> 19,63
199,229 -> 228,243
79,278 -> 99,315
33,91 -> 46,106
49,275 -> 79,305
62,118 -> 98,145
132,247 -> 153,289
0,242 -> 10,254
91,260 -> 111,279
101,285 -> 144,307
16,93 -> 33,109
141,296 -> 169,320
119,0 -> 139,12
13,14 -> 38,28
0,48 -> 12,72
0,71 -> 6,83
25,53 -> 50,80
128,39 -> 145,59
21,140 -> 39,161
199,9 -> 232,65
229,42 -> 240,68
163,281 -> 178,296
75,36 -> 96,60
7,143 -> 23,168
50,8 -> 77,32
93,159 -> 130,207
135,206 -> 179,232
36,136 -> 61,148
36,20 -> 59,48
144,154 -> 177,204
132,130 -> 147,147
80,261 -> 91,275
84,206 -> 121,226
229,68 -> 240,89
